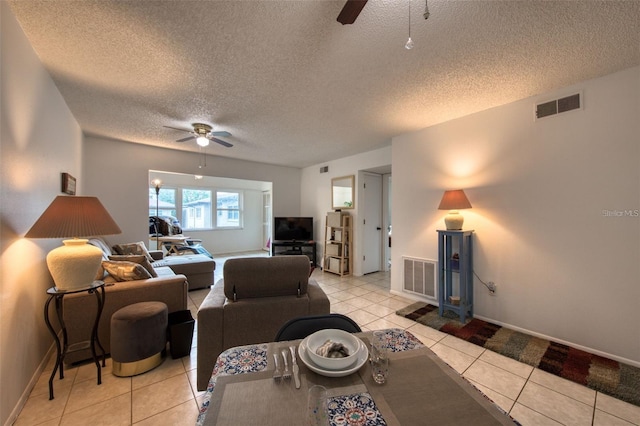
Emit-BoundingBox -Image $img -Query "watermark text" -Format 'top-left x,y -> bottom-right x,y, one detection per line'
602,209 -> 639,217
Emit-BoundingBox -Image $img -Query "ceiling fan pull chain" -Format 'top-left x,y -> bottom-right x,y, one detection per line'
198,148 -> 207,169
405,0 -> 414,50
424,0 -> 430,20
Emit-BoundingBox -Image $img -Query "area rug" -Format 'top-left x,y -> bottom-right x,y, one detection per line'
396,302 -> 640,407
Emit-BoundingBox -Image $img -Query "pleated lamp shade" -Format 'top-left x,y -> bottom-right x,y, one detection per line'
438,190 -> 472,230
26,196 -> 121,290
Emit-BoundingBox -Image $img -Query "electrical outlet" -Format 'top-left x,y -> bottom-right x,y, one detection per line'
487,281 -> 496,294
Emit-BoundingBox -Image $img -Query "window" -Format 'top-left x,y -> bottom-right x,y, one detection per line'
216,191 -> 241,228
148,183 -> 243,231
149,187 -> 176,218
182,189 -> 212,230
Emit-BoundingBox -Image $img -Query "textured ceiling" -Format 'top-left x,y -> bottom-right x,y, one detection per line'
7,0 -> 640,168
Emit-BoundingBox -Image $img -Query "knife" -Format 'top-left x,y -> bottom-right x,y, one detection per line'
289,345 -> 301,389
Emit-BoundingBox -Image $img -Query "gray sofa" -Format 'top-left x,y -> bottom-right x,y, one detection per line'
196,255 -> 330,390
62,267 -> 188,364
91,237 -> 216,290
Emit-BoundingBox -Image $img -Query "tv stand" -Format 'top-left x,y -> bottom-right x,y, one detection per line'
271,240 -> 316,267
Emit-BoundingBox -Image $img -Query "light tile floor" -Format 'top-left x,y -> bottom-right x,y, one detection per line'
15,252 -> 640,425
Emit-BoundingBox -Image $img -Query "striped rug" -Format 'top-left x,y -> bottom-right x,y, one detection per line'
396,302 -> 640,407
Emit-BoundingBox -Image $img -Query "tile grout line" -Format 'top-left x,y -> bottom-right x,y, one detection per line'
508,363 -> 534,418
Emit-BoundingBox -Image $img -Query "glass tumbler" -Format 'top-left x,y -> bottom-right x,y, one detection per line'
307,385 -> 329,426
370,331 -> 389,384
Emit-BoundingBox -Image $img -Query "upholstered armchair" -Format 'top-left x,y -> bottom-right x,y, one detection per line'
196,255 -> 330,390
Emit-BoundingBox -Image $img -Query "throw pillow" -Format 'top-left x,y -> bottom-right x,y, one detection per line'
94,264 -> 108,281
108,254 -> 158,278
112,241 -> 154,263
101,260 -> 152,282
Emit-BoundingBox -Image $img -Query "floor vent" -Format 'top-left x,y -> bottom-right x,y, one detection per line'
535,93 -> 581,120
402,256 -> 437,299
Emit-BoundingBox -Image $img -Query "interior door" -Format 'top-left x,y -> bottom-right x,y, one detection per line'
362,173 -> 382,274
262,190 -> 272,251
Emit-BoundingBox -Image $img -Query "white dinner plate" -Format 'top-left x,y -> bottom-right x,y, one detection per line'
298,338 -> 369,377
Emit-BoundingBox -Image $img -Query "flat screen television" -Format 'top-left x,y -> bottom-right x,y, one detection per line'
273,217 -> 313,242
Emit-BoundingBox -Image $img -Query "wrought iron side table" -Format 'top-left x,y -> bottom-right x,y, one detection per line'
44,281 -> 106,400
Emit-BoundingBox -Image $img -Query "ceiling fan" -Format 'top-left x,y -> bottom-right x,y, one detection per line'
164,123 -> 233,148
337,0 -> 368,25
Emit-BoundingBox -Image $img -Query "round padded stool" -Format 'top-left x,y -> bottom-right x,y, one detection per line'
111,301 -> 168,377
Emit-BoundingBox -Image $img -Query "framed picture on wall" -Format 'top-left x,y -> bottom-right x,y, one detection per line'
61,173 -> 76,195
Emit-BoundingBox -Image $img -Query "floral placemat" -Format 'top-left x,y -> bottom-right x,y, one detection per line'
328,392 -> 387,426
373,328 -> 424,352
197,343 -> 269,425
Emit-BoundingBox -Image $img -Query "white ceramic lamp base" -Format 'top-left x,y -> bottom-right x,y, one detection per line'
46,239 -> 102,291
444,210 -> 464,230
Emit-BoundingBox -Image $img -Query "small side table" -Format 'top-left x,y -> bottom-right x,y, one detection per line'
44,281 -> 106,400
437,230 -> 474,323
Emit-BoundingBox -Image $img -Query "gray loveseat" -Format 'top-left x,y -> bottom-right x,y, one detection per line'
196,255 -> 330,390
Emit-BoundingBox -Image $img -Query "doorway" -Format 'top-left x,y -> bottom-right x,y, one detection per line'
362,173 -> 382,274
358,167 -> 392,275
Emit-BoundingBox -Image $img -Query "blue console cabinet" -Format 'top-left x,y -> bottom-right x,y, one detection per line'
437,230 -> 474,323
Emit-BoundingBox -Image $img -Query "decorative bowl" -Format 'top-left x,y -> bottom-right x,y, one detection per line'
305,329 -> 361,370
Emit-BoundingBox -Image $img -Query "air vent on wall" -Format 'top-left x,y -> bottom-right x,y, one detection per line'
402,256 -> 437,300
535,93 -> 581,120
320,166 -> 329,174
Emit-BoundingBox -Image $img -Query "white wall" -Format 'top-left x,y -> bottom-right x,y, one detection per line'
392,66 -> 640,365
83,137 -> 301,252
0,4 -> 84,424
301,146 -> 391,275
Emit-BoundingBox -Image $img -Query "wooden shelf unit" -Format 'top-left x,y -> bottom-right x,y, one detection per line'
323,212 -> 352,276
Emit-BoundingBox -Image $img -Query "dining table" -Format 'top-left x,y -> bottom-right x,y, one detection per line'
196,328 -> 518,426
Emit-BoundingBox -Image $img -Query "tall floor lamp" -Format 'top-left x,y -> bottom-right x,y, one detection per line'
25,196 -> 122,291
151,179 -> 162,249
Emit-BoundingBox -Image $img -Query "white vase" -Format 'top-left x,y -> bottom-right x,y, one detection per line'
46,239 -> 102,291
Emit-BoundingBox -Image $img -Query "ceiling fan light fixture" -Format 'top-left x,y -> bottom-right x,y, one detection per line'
196,136 -> 209,147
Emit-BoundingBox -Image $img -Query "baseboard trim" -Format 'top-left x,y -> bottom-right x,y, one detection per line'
5,339 -> 57,426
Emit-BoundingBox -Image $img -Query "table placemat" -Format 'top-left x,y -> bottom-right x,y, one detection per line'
205,371 -> 370,425
327,391 -> 388,425
360,347 -> 515,426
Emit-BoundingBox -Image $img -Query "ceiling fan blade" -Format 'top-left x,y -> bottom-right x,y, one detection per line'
337,0 -> 368,25
211,137 -> 233,148
210,131 -> 232,137
176,135 -> 195,143
163,125 -> 192,133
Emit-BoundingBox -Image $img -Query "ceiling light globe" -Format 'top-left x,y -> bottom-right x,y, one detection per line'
196,136 -> 210,147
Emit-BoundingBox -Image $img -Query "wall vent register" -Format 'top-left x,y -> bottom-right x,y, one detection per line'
402,256 -> 437,300
535,93 -> 581,120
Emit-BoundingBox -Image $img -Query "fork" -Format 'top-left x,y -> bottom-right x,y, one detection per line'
281,349 -> 292,380
273,353 -> 282,382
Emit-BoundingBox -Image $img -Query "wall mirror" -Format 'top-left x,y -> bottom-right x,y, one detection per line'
331,175 -> 355,210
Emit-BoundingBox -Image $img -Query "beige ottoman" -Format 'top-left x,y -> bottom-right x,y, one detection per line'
111,301 -> 168,377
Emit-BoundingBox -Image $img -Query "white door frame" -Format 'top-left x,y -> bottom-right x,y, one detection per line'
361,172 -> 383,274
